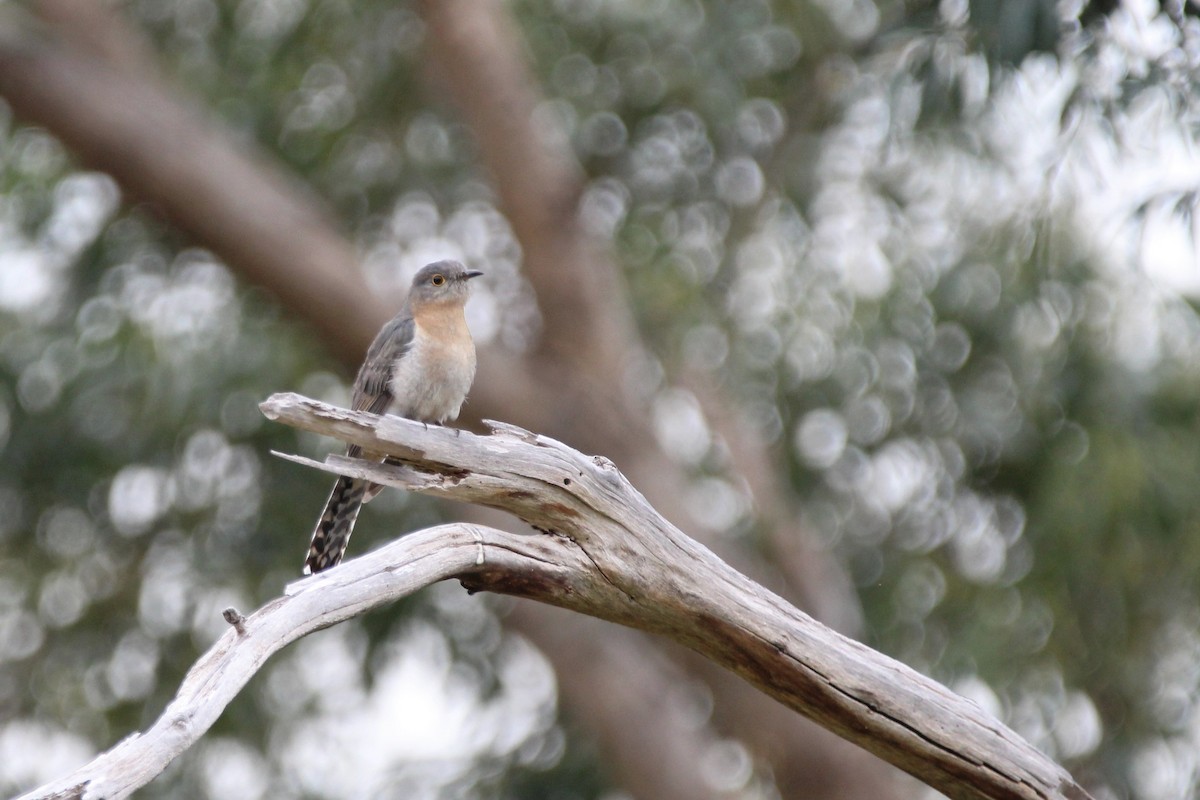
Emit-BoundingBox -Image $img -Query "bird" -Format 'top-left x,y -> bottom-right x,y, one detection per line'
303,259 -> 483,574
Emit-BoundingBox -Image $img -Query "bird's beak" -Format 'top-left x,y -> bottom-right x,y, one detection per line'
464,270 -> 484,280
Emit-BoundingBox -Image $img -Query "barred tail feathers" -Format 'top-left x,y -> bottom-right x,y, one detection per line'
304,475 -> 368,574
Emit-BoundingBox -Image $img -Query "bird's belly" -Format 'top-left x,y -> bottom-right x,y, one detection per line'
388,338 -> 476,423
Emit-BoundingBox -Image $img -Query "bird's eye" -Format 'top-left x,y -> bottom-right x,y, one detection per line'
431,274 -> 446,286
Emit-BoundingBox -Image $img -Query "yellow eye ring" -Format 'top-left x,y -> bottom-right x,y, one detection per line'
431,274 -> 446,286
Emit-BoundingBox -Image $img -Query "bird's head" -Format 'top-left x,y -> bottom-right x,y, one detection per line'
408,260 -> 484,307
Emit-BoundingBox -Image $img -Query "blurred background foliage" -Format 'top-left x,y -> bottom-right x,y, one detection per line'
3,0 -> 1200,798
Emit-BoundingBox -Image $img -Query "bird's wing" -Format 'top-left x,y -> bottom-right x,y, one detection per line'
352,312 -> 414,415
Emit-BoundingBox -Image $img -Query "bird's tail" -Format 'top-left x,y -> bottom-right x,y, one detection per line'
304,475 -> 369,574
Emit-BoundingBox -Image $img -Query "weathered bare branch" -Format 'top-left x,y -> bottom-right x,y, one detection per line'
13,522 -> 540,800
257,393 -> 1093,800
0,8 -> 1021,798
17,393 -> 1092,800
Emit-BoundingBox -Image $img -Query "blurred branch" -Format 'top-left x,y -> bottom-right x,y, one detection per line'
0,19 -> 388,366
254,392 -> 1095,800
417,0 -> 635,370
34,0 -> 163,76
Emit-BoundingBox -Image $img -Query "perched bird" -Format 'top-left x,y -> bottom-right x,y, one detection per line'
304,260 -> 483,574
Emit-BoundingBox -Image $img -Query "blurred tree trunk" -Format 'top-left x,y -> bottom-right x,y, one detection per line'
0,1 -> 904,798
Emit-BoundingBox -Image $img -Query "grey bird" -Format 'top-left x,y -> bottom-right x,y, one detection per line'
304,260 -> 483,574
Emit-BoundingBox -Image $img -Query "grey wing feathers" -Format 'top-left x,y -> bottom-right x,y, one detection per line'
352,312 -> 414,414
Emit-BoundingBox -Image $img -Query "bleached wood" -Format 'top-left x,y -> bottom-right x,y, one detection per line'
18,393 -> 1093,800
14,523 -> 542,800
259,393 -> 1091,800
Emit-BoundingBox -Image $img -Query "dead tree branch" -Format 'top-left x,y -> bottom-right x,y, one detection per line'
17,393 -> 1093,800
258,393 -> 1091,800
13,523 -> 518,800
0,7 -> 1042,798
